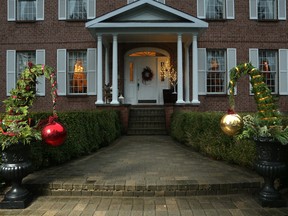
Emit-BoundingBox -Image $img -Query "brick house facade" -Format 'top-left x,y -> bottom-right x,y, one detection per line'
0,0 -> 287,114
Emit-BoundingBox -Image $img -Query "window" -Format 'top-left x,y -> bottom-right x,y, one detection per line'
259,50 -> 277,93
68,0 -> 87,20
17,51 -> 36,78
197,0 -> 234,20
250,0 -> 286,20
17,0 -> 36,21
206,50 -> 226,93
198,48 -> 236,95
58,0 -> 96,20
6,50 -> 46,96
68,51 -> 87,94
57,49 -> 96,96
7,0 -> 44,21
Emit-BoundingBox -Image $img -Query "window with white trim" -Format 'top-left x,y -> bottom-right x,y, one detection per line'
127,0 -> 165,4
206,50 -> 226,93
6,49 -> 46,96
259,50 -> 277,93
57,49 -> 97,96
58,0 -> 96,20
197,0 -> 235,20
7,0 -> 44,21
68,51 -> 87,94
198,48 -> 236,95
250,0 -> 286,20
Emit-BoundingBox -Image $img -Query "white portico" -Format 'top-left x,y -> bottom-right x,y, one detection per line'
85,0 -> 208,105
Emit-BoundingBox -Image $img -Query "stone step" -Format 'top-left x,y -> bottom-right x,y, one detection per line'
127,128 -> 167,135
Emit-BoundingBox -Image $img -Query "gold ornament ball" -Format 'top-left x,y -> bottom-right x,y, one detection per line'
220,114 -> 243,136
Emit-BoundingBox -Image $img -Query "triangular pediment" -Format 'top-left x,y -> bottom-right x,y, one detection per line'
86,0 -> 208,28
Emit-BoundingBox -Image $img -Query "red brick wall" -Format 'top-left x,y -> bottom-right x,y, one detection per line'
0,0 -> 287,114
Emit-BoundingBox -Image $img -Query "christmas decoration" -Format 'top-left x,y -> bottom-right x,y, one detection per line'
41,117 -> 67,147
221,62 -> 288,145
142,66 -> 153,84
220,113 -> 243,136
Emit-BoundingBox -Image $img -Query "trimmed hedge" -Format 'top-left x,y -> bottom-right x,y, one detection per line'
28,109 -> 122,170
170,111 -> 257,168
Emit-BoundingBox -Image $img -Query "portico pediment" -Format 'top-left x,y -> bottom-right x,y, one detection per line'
86,0 -> 208,30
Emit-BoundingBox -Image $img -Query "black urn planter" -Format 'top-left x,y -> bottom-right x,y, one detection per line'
254,138 -> 287,207
0,143 -> 33,209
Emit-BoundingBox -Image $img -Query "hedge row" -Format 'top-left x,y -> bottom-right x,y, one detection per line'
170,111 -> 258,168
28,109 -> 122,170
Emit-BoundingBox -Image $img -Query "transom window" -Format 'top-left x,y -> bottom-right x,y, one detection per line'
68,0 -> 87,20
16,51 -> 36,78
259,50 -> 277,93
258,0 -> 277,20
206,50 -> 226,93
206,0 -> 225,19
68,51 -> 87,94
17,0 -> 36,21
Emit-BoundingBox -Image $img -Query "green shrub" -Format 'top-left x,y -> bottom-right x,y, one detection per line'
28,110 -> 121,170
171,111 -> 257,168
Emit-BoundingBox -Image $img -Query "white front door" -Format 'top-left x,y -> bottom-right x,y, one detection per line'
124,56 -> 169,105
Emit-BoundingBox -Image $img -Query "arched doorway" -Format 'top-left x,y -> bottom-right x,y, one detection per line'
124,48 -> 170,105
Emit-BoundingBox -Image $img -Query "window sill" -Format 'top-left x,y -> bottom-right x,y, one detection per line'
16,20 -> 37,23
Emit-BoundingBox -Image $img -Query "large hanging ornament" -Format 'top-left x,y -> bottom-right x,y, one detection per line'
220,113 -> 243,136
41,117 -> 67,146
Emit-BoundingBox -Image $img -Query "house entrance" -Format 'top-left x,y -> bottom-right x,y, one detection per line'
124,48 -> 170,105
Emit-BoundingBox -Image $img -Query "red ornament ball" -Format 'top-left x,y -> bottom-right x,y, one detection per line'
41,121 -> 67,146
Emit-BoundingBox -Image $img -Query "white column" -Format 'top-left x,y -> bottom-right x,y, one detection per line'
192,34 -> 200,104
95,35 -> 104,104
110,34 -> 119,104
105,46 -> 110,85
176,34 -> 185,104
184,45 -> 190,103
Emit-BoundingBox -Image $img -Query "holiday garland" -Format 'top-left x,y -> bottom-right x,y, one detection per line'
142,66 -> 153,84
0,62 -> 57,149
228,63 -> 280,127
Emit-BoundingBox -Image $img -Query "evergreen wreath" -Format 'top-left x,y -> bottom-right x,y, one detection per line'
142,66 -> 153,84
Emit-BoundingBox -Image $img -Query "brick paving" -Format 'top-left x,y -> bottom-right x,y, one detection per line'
1,135 -> 288,215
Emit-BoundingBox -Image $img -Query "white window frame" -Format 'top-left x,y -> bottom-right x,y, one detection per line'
197,0 -> 235,20
198,48 -> 237,95
7,0 -> 44,21
57,48 -> 97,96
6,49 -> 46,96
249,0 -> 286,20
249,48 -> 281,95
58,0 -> 96,20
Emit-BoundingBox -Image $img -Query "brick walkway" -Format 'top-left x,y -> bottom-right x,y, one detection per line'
1,135 -> 288,215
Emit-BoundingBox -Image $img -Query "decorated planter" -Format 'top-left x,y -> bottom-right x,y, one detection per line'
0,143 -> 33,208
254,138 -> 287,207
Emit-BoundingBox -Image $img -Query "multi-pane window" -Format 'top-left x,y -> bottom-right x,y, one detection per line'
206,0 -> 224,19
68,51 -> 87,94
258,0 -> 277,20
259,50 -> 277,93
68,0 -> 87,20
206,50 -> 226,93
17,51 -> 36,78
17,0 -> 36,21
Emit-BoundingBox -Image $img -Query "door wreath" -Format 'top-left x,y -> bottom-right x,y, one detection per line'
142,66 -> 153,84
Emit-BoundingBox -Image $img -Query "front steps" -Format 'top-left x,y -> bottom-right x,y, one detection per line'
127,107 -> 167,135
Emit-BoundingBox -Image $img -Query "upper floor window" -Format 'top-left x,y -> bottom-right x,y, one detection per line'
57,49 -> 97,96
127,0 -> 165,3
197,0 -> 235,20
8,0 -> 44,21
250,0 -> 286,20
58,0 -> 96,20
17,0 -> 36,21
